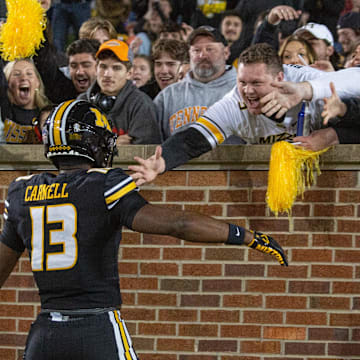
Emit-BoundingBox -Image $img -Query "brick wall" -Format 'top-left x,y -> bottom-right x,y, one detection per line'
0,145 -> 359,360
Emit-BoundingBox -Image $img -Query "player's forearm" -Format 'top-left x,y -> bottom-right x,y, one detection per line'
132,204 -> 251,245
168,211 -> 252,245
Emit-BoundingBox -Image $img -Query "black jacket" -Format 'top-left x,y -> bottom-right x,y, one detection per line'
332,97 -> 360,144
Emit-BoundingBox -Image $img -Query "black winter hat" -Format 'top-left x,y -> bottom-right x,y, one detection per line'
337,12 -> 360,30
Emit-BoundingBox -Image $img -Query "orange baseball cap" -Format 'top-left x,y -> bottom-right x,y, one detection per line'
96,39 -> 133,63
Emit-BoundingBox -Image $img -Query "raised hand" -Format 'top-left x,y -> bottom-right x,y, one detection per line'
181,22 -> 194,42
267,5 -> 301,25
248,231 -> 288,266
129,145 -> 166,186
321,82 -> 347,125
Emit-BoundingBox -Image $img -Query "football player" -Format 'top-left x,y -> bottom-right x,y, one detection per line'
0,99 -> 288,359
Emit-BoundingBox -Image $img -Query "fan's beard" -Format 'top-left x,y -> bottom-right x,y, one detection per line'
192,62 -> 220,80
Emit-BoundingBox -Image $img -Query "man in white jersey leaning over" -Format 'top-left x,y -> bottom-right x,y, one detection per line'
130,43 -> 360,185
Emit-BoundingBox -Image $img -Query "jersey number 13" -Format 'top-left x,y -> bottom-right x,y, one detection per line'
29,204 -> 78,271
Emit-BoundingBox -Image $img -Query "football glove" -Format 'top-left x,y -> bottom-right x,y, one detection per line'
248,231 -> 288,266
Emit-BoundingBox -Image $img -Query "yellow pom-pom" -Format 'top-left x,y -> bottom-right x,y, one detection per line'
266,141 -> 329,216
0,0 -> 46,61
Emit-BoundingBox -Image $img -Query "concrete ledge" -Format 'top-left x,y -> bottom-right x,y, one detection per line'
1,144 -> 360,170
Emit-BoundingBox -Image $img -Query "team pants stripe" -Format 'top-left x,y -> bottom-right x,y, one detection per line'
108,310 -> 138,360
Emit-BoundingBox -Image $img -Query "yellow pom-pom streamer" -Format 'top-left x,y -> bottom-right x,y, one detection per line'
0,0 -> 46,61
266,141 -> 329,216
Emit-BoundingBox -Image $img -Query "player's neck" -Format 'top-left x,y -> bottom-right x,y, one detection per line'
59,164 -> 92,173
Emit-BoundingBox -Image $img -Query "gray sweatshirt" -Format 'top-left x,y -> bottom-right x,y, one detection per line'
154,65 -> 237,140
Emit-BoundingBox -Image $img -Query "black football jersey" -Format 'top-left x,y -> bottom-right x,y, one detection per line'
0,168 -> 147,310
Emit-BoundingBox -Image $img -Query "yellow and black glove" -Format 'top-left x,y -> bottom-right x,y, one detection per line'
248,231 -> 288,266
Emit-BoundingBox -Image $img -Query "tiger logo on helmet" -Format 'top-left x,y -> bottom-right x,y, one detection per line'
43,100 -> 117,168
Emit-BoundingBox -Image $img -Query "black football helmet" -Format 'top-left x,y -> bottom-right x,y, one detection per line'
43,100 -> 117,168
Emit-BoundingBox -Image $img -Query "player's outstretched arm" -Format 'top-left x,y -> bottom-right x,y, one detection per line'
132,204 -> 288,266
129,145 -> 165,186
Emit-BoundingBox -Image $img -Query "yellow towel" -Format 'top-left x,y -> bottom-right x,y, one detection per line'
0,0 -> 46,61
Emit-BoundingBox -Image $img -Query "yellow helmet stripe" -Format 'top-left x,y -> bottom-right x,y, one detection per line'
51,100 -> 76,146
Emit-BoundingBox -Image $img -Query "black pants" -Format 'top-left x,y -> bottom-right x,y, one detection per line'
23,310 -> 138,360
